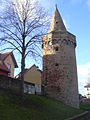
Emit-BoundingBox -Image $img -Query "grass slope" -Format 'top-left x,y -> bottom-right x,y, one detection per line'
0,89 -> 84,120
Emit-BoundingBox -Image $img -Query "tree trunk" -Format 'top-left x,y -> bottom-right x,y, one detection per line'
20,32 -> 25,99
20,18 -> 26,99
20,53 -> 25,99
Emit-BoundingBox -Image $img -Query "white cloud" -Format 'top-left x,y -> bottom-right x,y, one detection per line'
77,62 -> 90,78
77,62 -> 90,95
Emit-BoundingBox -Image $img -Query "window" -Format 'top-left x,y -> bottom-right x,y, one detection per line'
56,21 -> 58,24
42,44 -> 44,48
55,47 -> 59,51
6,63 -> 11,71
87,88 -> 89,91
55,63 -> 59,66
48,41 -> 50,45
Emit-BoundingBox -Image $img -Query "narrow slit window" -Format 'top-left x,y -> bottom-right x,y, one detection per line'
42,44 -> 44,48
55,47 -> 59,51
55,63 -> 59,66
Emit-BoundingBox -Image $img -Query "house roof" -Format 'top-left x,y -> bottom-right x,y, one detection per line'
15,64 -> 42,79
0,52 -> 18,68
26,64 -> 42,73
84,84 -> 90,88
15,68 -> 28,79
24,64 -> 42,74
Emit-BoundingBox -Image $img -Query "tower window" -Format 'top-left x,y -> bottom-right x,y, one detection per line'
42,44 -> 44,48
56,21 -> 58,24
55,63 -> 59,66
55,47 -> 59,51
48,41 -> 50,45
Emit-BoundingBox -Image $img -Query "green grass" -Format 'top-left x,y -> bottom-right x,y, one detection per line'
0,89 -> 84,120
80,102 -> 90,111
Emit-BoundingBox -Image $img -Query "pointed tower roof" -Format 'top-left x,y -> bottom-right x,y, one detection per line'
48,5 -> 66,33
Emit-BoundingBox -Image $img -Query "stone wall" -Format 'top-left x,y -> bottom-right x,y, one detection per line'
0,75 -> 35,93
65,111 -> 90,120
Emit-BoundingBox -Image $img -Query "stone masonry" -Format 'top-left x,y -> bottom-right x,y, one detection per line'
42,5 -> 79,108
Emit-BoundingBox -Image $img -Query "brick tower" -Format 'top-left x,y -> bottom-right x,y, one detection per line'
42,5 -> 79,108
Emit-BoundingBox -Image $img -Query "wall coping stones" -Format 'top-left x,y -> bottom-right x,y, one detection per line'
64,111 -> 90,120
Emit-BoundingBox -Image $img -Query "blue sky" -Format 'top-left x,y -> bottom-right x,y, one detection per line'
0,0 -> 90,95
39,0 -> 90,95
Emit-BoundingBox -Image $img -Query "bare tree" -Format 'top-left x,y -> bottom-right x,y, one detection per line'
0,0 -> 49,97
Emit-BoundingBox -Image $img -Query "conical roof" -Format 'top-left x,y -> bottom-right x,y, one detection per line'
48,5 -> 66,33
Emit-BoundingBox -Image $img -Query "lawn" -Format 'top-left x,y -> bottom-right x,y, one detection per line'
80,102 -> 90,111
0,89 -> 84,120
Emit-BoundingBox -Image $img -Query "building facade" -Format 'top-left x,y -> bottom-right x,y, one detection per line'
15,64 -> 42,94
0,62 -> 9,76
0,52 -> 18,77
85,84 -> 90,98
42,5 -> 79,108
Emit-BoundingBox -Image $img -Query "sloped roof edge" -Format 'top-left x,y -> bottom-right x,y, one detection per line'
15,64 -> 42,78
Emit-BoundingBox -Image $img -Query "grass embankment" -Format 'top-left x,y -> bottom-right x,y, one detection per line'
80,102 -> 90,111
0,89 -> 84,120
